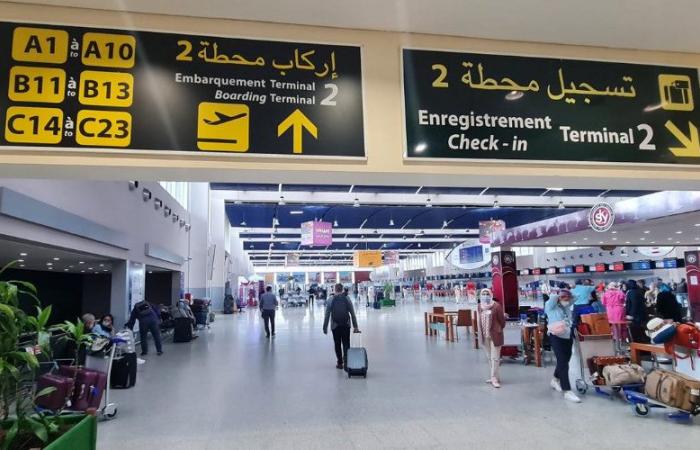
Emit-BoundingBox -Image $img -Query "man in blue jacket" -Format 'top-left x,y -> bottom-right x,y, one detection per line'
126,300 -> 163,356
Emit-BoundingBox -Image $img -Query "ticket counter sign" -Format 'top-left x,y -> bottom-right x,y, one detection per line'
0,22 -> 365,158
403,48 -> 700,164
354,250 -> 382,268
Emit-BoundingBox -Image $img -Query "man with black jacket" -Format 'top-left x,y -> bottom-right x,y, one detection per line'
323,283 -> 360,369
126,300 -> 163,356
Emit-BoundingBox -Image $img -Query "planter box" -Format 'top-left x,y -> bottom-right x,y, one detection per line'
45,415 -> 96,450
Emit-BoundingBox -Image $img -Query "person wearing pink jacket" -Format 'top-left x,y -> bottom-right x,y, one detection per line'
602,282 -> 627,340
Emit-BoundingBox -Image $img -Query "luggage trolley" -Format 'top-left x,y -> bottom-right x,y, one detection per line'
624,391 -> 700,422
84,335 -> 125,420
574,330 -> 643,398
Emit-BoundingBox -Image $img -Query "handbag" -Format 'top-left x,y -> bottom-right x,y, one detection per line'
548,320 -> 569,337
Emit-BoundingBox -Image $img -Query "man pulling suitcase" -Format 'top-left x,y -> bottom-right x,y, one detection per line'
323,283 -> 360,370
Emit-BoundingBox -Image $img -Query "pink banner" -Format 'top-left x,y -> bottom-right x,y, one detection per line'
301,221 -> 333,246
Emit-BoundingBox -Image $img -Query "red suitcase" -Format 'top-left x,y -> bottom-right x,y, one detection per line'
58,366 -> 100,411
88,370 -> 107,409
35,373 -> 74,410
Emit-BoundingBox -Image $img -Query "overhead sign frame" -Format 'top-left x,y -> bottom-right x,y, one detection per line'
0,19 -> 367,161
401,46 -> 700,167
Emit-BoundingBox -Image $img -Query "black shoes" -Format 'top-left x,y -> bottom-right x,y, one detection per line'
336,362 -> 343,369
140,352 -> 147,356
157,351 -> 163,356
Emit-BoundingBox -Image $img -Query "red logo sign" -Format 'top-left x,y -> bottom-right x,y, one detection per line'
588,202 -> 615,232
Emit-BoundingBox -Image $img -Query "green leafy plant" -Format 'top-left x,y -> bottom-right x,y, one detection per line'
0,262 -> 68,449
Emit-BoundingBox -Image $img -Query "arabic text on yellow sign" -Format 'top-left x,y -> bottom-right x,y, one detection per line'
196,102 -> 250,152
76,110 -> 132,147
82,32 -> 136,69
12,27 -> 68,64
354,250 -> 383,268
78,70 -> 134,107
4,106 -> 63,144
8,66 -> 66,103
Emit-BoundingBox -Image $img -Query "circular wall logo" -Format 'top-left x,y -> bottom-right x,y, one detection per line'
503,253 -> 514,265
688,254 -> 698,265
492,255 -> 500,265
588,203 -> 615,233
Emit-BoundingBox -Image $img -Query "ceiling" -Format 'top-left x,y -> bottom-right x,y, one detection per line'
0,237 -> 117,274
15,0 -> 700,53
214,183 -> 654,267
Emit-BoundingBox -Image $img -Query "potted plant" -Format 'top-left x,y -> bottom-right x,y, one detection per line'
0,262 -> 97,450
382,282 -> 396,307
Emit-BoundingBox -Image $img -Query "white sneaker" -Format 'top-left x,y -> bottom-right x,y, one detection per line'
486,378 -> 493,383
564,391 -> 582,403
491,379 -> 501,388
550,378 -> 562,392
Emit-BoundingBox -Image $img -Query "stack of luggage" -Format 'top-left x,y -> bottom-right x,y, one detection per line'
191,298 -> 211,327
36,366 -> 107,411
111,329 -> 137,389
171,300 -> 197,342
223,294 -> 235,314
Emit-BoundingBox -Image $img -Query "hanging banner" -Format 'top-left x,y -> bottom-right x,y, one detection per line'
300,220 -> 333,246
307,271 -> 321,283
285,253 -> 300,266
0,21 -> 365,158
478,219 -> 506,244
403,48 -> 700,164
383,250 -> 399,265
354,250 -> 382,268
323,271 -> 337,283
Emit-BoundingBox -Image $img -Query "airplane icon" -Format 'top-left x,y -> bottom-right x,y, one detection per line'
204,111 -> 248,125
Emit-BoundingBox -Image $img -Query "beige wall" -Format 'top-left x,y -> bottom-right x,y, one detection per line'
1,2 -> 700,190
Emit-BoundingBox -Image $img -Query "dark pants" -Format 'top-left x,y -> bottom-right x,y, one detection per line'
572,304 -> 588,328
332,326 -> 351,365
139,319 -> 163,354
262,310 -> 275,336
550,334 -> 573,391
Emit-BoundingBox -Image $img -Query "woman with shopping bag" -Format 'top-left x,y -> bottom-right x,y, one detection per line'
545,289 -> 581,403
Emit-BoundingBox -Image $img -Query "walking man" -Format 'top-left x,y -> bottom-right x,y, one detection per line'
260,286 -> 278,338
323,283 -> 360,369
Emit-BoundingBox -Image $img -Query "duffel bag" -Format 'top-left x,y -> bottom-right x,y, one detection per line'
602,363 -> 645,386
645,369 -> 700,412
647,318 -> 677,344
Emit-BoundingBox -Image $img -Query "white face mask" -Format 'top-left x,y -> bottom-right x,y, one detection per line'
480,295 -> 492,303
560,300 -> 571,307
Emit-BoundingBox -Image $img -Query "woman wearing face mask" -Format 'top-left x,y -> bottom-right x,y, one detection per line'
93,314 -> 115,338
477,288 -> 506,388
545,289 -> 581,403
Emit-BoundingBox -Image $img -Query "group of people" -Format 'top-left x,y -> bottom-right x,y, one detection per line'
82,299 -> 165,357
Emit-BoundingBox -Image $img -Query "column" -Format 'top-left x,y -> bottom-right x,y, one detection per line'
491,250 -> 519,318
109,260 -> 128,328
684,250 -> 700,321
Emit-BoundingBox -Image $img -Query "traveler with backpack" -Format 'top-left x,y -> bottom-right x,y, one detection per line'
126,300 -> 163,356
323,283 -> 360,369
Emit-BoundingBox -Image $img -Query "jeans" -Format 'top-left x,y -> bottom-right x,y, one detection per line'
139,318 -> 163,354
482,338 -> 502,381
572,304 -> 588,328
332,326 -> 351,365
550,334 -> 573,391
262,310 -> 275,335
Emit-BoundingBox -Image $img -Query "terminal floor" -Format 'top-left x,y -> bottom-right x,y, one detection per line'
98,303 -> 700,449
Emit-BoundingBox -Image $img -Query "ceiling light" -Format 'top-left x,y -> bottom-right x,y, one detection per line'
48,267 -> 53,270
53,257 -> 60,261
81,270 -> 85,273
99,264 -> 104,267
270,243 -> 275,248
676,241 -> 681,244
346,243 -> 350,247
611,231 -> 617,234
88,267 -> 93,270
103,269 -> 108,272
668,238 -> 673,241
389,219 -> 394,226
650,241 -> 655,244
153,198 -> 162,210
547,187 -> 564,191
142,188 -> 152,201
644,230 -> 650,234
19,252 -> 27,256
250,244 -> 254,248
19,264 -> 24,268
164,206 -> 171,217
290,210 -> 304,215
402,236 -> 406,240
676,231 -> 683,234
419,229 -> 425,235
64,269 -> 68,271
17,259 -> 24,263
353,198 -> 360,207
272,217 -> 280,226
46,262 -> 52,266
442,220 -> 448,228
544,241 -> 549,244
640,237 -> 646,241
572,241 -> 577,244
558,201 -> 565,209
333,220 -> 339,227
695,224 -> 700,227
612,237 -> 618,241
599,241 -> 604,244
417,243 -> 422,248
493,200 -> 500,209
625,241 -> 631,244
425,198 -> 433,208
278,196 -> 285,206
414,142 -> 427,153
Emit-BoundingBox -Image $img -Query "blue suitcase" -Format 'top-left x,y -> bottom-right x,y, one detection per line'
346,332 -> 367,378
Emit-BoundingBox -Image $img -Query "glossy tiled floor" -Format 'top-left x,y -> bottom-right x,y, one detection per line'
98,301 -> 699,449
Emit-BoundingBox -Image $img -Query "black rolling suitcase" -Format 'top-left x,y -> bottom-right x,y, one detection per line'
173,317 -> 193,343
111,352 -> 137,388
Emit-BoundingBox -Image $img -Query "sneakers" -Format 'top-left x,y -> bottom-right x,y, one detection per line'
550,378 -> 562,392
564,391 -> 582,403
491,379 -> 501,388
336,362 -> 343,370
485,379 -> 493,384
